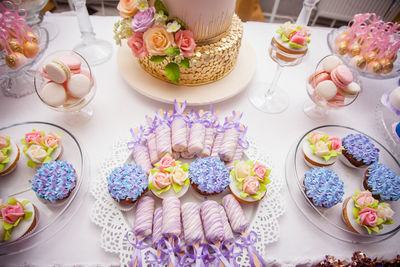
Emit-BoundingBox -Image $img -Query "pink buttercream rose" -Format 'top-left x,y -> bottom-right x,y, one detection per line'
0,135 -> 8,149
327,136 -> 342,152
308,131 -> 325,144
355,191 -> 374,208
152,172 -> 170,190
158,155 -> 175,172
25,131 -> 43,145
243,176 -> 260,195
42,132 -> 60,148
143,26 -> 174,56
127,32 -> 148,58
175,30 -> 196,58
358,207 -> 378,227
1,202 -> 25,224
117,0 -> 138,18
252,163 -> 266,182
289,31 -> 307,46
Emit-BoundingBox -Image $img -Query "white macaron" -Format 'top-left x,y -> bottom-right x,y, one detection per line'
44,60 -> 70,83
315,80 -> 338,100
41,82 -> 67,106
389,87 -> 400,110
322,55 -> 342,73
67,74 -> 91,98
342,82 -> 361,95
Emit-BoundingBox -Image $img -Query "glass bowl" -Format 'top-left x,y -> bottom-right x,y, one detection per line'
0,121 -> 89,255
34,50 -> 96,122
304,55 -> 361,120
286,125 -> 400,243
327,26 -> 400,80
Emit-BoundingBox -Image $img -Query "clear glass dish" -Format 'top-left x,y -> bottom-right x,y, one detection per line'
327,26 -> 400,80
286,125 -> 400,243
0,121 -> 89,255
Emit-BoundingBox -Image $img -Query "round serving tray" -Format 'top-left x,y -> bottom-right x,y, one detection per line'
0,121 -> 89,255
117,41 -> 256,106
286,125 -> 400,244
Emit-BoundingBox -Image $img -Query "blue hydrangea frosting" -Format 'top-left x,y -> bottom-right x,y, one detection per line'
304,167 -> 344,208
366,162 -> 400,201
395,122 -> 400,138
31,160 -> 77,203
107,163 -> 148,202
342,134 -> 379,165
189,157 -> 229,194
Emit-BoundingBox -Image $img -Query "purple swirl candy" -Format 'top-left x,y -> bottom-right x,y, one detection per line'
366,163 -> 400,201
218,205 -> 234,241
162,197 -> 181,237
134,196 -> 155,237
219,127 -> 239,162
131,6 -> 155,32
171,117 -> 187,153
222,194 -> 249,233
304,167 -> 344,208
132,143 -> 152,174
181,202 -> 204,244
225,147 -> 244,170
211,131 -> 224,158
146,132 -> 159,165
200,200 -> 224,243
31,161 -> 77,203
188,122 -> 206,155
200,126 -> 216,157
152,207 -> 163,248
155,123 -> 172,159
342,134 -> 379,165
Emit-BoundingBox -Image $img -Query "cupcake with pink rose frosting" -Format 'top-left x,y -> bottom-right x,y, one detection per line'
0,134 -> 20,176
342,190 -> 395,235
229,160 -> 271,204
148,154 -> 190,199
302,130 -> 343,168
21,130 -> 62,168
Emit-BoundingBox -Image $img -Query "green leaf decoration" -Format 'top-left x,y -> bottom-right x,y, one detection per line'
240,192 -> 249,199
20,138 -> 27,146
0,165 -> 4,172
384,219 -> 395,225
370,226 -> 380,233
236,181 -> 243,190
364,225 -> 372,235
43,156 -> 51,164
24,211 -> 32,220
281,35 -> 289,42
4,231 -> 10,241
236,177 -> 245,183
165,62 -> 180,83
172,182 -> 182,193
7,198 -> 17,205
154,162 -> 160,167
164,166 -> 173,173
148,182 -> 157,191
184,179 -> 190,186
250,171 -> 256,177
175,161 -> 182,165
150,169 -> 157,175
259,182 -> 267,192
156,184 -> 171,195
376,218 -> 384,226
154,0 -> 169,16
23,146 -> 28,153
371,200 -> 379,209
179,58 -> 190,69
264,177 -> 271,185
165,46 -> 180,57
355,190 -> 361,197
1,158 -> 10,164
289,42 -> 306,49
150,55 -> 167,63
245,160 -> 252,166
264,169 -> 271,178
356,218 -> 361,225
352,207 -> 359,219
181,163 -> 189,172
252,191 -> 262,200
22,200 -> 30,207
3,221 -> 13,231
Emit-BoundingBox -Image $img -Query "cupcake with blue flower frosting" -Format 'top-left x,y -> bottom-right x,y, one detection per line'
341,134 -> 379,168
189,157 -> 229,196
303,167 -> 345,208
364,162 -> 400,201
107,163 -> 148,203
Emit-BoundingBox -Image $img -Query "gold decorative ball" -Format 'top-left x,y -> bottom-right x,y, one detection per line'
8,39 -> 22,53
367,61 -> 383,74
5,52 -> 26,69
352,55 -> 366,69
348,43 -> 361,57
364,51 -> 377,63
336,41 -> 348,55
379,58 -> 393,74
26,31 -> 39,43
22,41 -> 39,58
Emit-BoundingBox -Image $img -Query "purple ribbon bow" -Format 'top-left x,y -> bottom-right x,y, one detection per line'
125,230 -> 151,267
145,249 -> 168,267
221,239 -> 243,267
173,100 -> 187,118
179,244 -> 207,267
235,231 -> 267,267
157,235 -> 181,266
204,243 -> 231,267
155,109 -> 170,126
127,126 -> 146,150
144,115 -> 158,135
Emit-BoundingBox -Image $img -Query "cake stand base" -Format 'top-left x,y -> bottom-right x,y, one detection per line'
117,41 -> 256,106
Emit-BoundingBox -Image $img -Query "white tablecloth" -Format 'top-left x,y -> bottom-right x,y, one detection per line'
1,13 -> 399,266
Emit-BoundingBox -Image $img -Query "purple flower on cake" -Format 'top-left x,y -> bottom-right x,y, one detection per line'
131,6 -> 155,33
128,32 -> 148,58
175,30 -> 196,58
143,25 -> 174,55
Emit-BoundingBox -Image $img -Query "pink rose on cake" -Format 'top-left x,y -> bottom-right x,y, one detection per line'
308,131 -> 325,144
131,6 -> 155,33
158,155 -> 175,172
1,202 -> 25,224
358,207 -> 378,227
25,131 -> 43,145
242,176 -> 260,195
117,0 -> 138,18
252,163 -> 267,182
143,26 -> 174,56
42,132 -> 60,148
128,32 -> 148,58
175,30 -> 196,58
151,172 -> 170,190
355,191 -> 374,208
327,136 -> 342,152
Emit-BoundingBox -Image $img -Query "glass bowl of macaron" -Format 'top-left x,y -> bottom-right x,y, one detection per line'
34,50 -> 96,120
304,54 -> 362,121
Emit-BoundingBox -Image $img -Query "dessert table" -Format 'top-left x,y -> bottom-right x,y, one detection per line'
1,13 -> 399,266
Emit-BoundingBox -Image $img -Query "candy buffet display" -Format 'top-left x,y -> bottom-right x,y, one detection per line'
286,125 -> 400,243
327,13 -> 400,79
0,122 -> 88,255
114,0 -> 242,85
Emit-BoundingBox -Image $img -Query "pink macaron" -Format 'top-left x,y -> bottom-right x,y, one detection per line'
330,65 -> 353,88
58,55 -> 82,74
308,70 -> 330,88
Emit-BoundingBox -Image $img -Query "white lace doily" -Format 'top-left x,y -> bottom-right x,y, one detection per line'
90,136 -> 284,266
